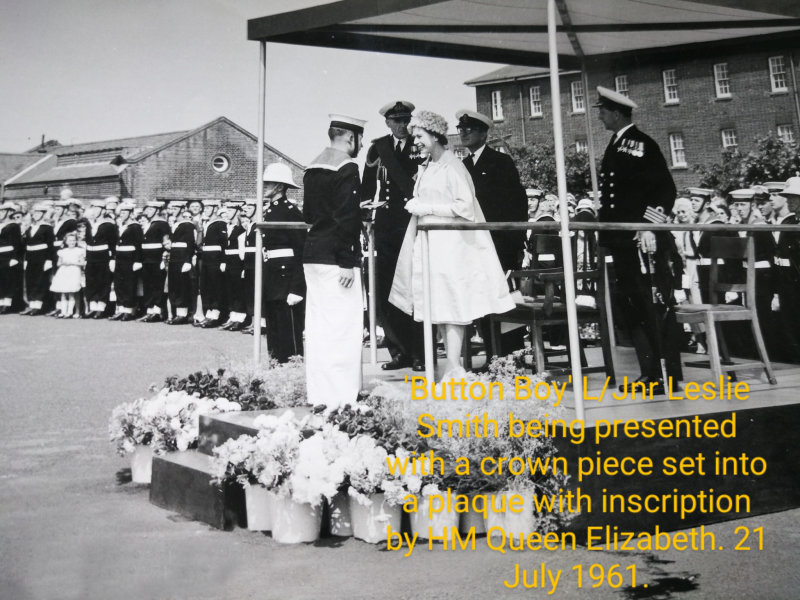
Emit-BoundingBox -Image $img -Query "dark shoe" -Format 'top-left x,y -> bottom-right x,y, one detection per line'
200,319 -> 220,329
148,314 -> 164,323
19,307 -> 33,316
27,308 -> 43,316
192,319 -> 205,327
0,307 -> 9,315
108,313 -> 124,321
46,309 -> 60,317
218,320 -> 233,330
120,313 -> 136,322
412,359 -> 425,372
168,316 -> 190,325
241,325 -> 254,335
92,311 -> 106,319
381,356 -> 410,371
227,322 -> 244,332
618,376 -> 667,396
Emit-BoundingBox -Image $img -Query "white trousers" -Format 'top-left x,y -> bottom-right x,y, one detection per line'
304,264 -> 363,410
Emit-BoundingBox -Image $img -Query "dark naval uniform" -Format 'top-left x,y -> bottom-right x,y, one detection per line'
262,196 -> 306,362
598,124 -> 682,383
85,217 -> 118,311
199,217 -> 228,321
241,222 -> 261,319
141,217 -> 171,317
23,220 -> 56,309
114,220 -> 144,312
54,217 -> 78,250
362,134 -> 424,365
0,219 -> 23,310
223,220 -> 246,325
773,213 -> 800,361
168,218 -> 197,319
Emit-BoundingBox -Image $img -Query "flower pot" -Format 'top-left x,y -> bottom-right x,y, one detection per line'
245,486 -> 275,532
130,445 -> 153,484
271,495 -> 322,544
349,493 -> 401,544
460,494 -> 487,535
329,492 -> 353,537
410,496 -> 460,540
485,491 -> 534,538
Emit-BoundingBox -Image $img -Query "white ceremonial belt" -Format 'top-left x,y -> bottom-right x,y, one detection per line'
775,258 -> 791,267
265,248 -> 294,259
202,245 -> 222,251
698,258 -> 726,266
537,253 -> 556,261
142,243 -> 163,249
0,246 -> 13,252
26,243 -> 48,251
604,255 -> 614,263
171,242 -> 188,248
244,248 -> 257,253
224,249 -> 240,255
754,261 -> 770,269
87,244 -> 108,251
117,245 -> 136,251
54,240 -> 63,247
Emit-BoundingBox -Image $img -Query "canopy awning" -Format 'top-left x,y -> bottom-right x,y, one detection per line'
248,0 -> 800,69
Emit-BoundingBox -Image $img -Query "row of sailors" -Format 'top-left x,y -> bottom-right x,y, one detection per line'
0,168 -> 306,361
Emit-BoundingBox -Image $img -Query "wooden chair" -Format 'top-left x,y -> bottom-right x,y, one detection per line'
675,236 -> 777,385
488,241 -> 615,384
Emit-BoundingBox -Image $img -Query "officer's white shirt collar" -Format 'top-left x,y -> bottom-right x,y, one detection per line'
612,123 -> 635,143
392,136 -> 407,151
470,144 -> 487,162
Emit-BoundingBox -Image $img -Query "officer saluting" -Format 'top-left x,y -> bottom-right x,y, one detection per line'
594,86 -> 682,393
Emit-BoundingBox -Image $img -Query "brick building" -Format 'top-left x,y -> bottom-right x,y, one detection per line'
2,117 -> 304,205
466,35 -> 800,189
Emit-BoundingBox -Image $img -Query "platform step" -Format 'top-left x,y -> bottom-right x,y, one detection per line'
197,406 -> 312,455
149,449 -> 245,530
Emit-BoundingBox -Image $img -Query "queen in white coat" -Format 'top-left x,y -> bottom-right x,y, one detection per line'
389,110 -> 514,377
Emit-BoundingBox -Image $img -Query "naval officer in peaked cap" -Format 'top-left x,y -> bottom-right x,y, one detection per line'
595,85 -> 683,393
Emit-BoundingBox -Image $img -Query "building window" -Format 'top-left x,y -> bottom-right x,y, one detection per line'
669,134 -> 687,168
769,56 -> 788,92
529,86 -> 543,117
571,80 -> 585,113
575,140 -> 588,154
713,63 -> 731,98
663,69 -> 679,104
491,90 -> 504,120
615,75 -> 629,97
721,129 -> 738,149
777,124 -> 795,144
212,154 -> 230,173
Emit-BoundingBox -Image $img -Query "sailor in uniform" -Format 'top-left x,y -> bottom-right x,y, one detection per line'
21,203 -> 56,316
261,163 -> 307,362
138,201 -> 171,322
166,202 -> 196,325
110,199 -> 143,321
771,177 -> 800,361
0,202 -> 24,314
219,201 -> 247,331
84,198 -> 119,318
195,200 -> 228,328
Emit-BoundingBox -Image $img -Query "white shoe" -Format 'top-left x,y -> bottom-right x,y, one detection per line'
696,343 -> 707,355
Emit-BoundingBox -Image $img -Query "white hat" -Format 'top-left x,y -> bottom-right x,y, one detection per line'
762,181 -> 786,193
782,177 -> 800,196
59,189 -> 74,201
593,86 -> 638,112
262,163 -> 299,189
243,198 -> 258,206
526,188 -> 543,198
456,109 -> 492,130
687,187 -> 714,199
379,101 -> 415,118
54,199 -> 71,208
89,199 -> 106,208
729,189 -> 755,202
32,202 -> 49,212
329,114 -> 366,134
145,200 -> 164,209
118,199 -> 136,211
576,198 -> 595,212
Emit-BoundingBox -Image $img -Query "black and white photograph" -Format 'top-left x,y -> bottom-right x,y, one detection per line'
2,1 -> 800,598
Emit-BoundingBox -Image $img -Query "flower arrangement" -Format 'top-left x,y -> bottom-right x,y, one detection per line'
109,389 -> 241,456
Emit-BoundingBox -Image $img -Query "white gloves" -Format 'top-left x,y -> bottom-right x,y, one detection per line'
44,260 -> 53,271
108,260 -> 115,273
724,292 -> 739,303
181,262 -> 191,273
220,263 -> 226,273
771,294 -> 780,312
287,293 -> 303,306
404,197 -> 431,217
673,290 -> 687,303
132,262 -> 142,272
10,259 -> 18,267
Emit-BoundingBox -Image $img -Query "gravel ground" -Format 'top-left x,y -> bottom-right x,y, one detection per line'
1,314 -> 798,600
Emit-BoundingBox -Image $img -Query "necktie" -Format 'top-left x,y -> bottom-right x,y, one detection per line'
464,154 -> 474,170
395,140 -> 402,155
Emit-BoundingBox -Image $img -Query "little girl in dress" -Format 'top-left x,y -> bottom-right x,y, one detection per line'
50,231 -> 86,318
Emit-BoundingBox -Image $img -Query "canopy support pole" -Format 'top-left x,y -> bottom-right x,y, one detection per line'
421,230 -> 435,382
368,224 -> 377,365
253,40 -> 268,366
548,0 -> 585,421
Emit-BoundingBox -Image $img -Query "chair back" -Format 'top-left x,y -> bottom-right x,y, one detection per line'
708,236 -> 754,306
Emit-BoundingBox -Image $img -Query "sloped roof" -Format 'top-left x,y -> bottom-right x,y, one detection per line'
50,130 -> 188,159
464,65 -> 551,86
0,153 -> 45,183
12,162 -> 125,185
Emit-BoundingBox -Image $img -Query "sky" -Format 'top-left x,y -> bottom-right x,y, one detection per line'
0,0 -> 501,166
